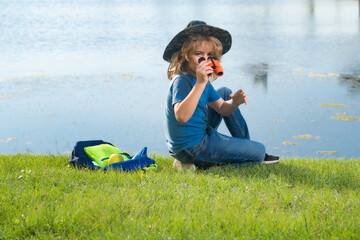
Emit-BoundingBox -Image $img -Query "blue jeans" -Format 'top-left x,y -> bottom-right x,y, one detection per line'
172,87 -> 265,168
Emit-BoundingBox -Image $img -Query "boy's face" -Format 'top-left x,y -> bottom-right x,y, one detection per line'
185,40 -> 215,77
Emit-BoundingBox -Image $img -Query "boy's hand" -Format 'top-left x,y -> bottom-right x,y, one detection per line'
229,89 -> 247,105
196,60 -> 213,84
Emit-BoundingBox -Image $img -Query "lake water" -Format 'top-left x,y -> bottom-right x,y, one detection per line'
1,0 -> 360,159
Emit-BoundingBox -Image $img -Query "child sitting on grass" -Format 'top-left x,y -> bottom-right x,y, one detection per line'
163,20 -> 279,170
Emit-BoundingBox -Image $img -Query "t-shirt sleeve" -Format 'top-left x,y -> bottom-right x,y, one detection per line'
171,77 -> 192,105
208,84 -> 221,102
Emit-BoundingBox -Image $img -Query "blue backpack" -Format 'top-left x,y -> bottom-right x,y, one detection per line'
69,140 -> 155,171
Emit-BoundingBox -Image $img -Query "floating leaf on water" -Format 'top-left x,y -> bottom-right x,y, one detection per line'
26,73 -> 44,76
122,74 -> 133,77
315,136 -> 321,140
293,68 -> 304,71
331,116 -> 359,121
316,151 -> 338,154
283,141 -> 296,145
1,77 -> 18,82
6,137 -> 16,143
0,95 -> 10,99
273,119 -> 285,123
320,104 -> 346,107
331,112 -> 358,120
293,134 -> 313,139
328,73 -> 340,77
309,73 -> 326,77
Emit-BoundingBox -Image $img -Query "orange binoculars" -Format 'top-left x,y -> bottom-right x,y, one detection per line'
198,57 -> 224,77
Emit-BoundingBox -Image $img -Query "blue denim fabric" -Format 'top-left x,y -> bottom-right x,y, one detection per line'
172,87 -> 265,168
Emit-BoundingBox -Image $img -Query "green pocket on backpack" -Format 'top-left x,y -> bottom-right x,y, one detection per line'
84,144 -> 131,167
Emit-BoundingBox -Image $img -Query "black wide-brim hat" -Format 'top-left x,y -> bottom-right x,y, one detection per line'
163,20 -> 232,62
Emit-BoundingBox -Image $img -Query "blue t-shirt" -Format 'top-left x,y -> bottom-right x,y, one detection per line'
164,73 -> 221,153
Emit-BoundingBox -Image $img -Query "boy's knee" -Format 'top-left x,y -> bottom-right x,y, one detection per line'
216,87 -> 232,100
251,142 -> 266,163
256,143 -> 266,163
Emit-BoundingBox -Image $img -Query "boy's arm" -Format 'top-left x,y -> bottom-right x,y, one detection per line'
173,60 -> 212,124
208,89 -> 247,117
174,81 -> 207,124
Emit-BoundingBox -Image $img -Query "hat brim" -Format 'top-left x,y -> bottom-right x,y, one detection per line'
163,24 -> 232,62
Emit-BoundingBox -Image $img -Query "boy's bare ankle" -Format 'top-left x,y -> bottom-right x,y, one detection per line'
173,159 -> 196,171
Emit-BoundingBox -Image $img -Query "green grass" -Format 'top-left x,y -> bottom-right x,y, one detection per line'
1,154 -> 359,239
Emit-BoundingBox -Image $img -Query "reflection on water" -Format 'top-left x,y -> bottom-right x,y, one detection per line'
339,74 -> 360,93
0,0 -> 360,158
242,63 -> 270,89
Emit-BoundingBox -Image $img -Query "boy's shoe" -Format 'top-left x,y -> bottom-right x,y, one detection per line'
263,154 -> 280,164
173,159 -> 196,171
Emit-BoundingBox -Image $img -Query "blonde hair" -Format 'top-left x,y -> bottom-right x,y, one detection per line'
167,35 -> 223,80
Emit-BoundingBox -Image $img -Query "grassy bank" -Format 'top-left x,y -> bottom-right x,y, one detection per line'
0,154 -> 359,239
